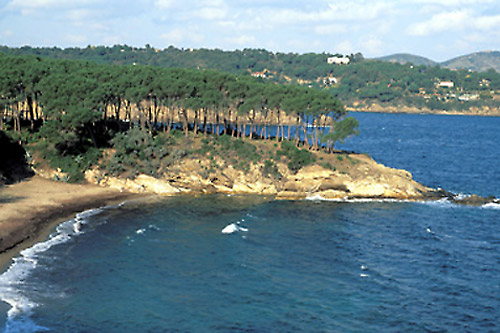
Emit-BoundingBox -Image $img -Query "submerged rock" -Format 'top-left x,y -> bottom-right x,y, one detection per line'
450,194 -> 499,206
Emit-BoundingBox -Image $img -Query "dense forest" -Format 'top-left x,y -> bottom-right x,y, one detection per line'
1,45 -> 499,112
0,53 -> 357,182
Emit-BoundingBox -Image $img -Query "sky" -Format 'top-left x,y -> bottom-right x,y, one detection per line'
0,0 -> 499,61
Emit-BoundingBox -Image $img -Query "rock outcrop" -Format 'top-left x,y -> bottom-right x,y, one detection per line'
85,152 -> 439,201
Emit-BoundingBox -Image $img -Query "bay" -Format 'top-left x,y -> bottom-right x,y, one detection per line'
1,112 -> 499,332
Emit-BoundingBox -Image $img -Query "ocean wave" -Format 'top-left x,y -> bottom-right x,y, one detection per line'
415,198 -> 455,208
134,224 -> 161,236
482,202 -> 500,210
0,207 -> 104,331
221,222 -> 248,234
148,224 -> 161,231
307,194 -> 500,209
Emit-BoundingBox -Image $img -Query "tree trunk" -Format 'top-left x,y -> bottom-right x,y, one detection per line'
125,100 -> 132,129
295,116 -> 301,147
181,108 -> 189,137
233,115 -> 238,137
26,95 -> 35,130
14,102 -> 21,134
203,108 -> 208,136
194,109 -> 199,135
215,112 -> 220,136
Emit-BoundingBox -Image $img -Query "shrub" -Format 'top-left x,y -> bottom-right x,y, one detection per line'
276,141 -> 316,172
321,162 -> 335,171
263,159 -> 282,180
206,135 -> 262,170
105,127 -> 174,178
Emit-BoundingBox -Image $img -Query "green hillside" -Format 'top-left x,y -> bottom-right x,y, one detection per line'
1,45 -> 499,113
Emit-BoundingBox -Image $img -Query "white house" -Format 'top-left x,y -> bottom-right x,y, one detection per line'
323,77 -> 338,85
437,81 -> 454,88
327,56 -> 350,65
251,71 -> 267,78
458,94 -> 479,101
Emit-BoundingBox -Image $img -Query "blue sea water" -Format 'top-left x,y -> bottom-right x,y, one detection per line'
1,112 -> 499,332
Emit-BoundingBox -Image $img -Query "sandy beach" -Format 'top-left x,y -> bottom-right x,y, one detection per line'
0,176 -> 140,270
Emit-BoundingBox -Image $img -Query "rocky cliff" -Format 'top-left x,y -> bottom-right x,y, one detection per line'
85,152 -> 438,201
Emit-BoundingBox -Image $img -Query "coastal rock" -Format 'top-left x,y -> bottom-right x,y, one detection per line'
233,180 -> 277,194
451,194 -> 499,206
345,181 -> 387,197
134,175 -> 181,195
85,170 -> 181,195
82,151 -> 441,201
295,165 -> 335,180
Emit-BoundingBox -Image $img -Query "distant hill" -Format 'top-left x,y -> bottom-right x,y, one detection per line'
441,51 -> 500,73
377,51 -> 500,72
375,53 -> 437,66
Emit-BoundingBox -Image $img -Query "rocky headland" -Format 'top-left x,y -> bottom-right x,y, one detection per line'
84,152 -> 442,201
82,143 -> 498,206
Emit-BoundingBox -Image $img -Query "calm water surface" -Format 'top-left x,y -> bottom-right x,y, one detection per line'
1,112 -> 499,332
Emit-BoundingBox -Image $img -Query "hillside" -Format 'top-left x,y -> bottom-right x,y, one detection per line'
0,53 -> 450,204
441,51 -> 500,73
375,53 -> 437,66
377,50 -> 500,73
1,46 -> 499,114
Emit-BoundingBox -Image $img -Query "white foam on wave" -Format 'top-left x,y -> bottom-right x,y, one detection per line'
482,202 -> 500,210
221,222 -> 248,234
148,224 -> 161,231
306,194 -> 500,212
0,207 -> 104,330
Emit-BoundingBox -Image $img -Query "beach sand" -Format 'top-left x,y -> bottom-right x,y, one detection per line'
0,176 -> 140,270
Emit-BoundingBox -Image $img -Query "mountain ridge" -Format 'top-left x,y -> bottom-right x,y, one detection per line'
375,50 -> 500,72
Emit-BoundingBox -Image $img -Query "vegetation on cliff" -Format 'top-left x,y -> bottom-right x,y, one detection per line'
0,53 -> 357,182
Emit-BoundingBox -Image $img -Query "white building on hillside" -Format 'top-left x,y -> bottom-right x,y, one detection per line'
437,81 -> 454,88
327,56 -> 350,65
323,77 -> 338,85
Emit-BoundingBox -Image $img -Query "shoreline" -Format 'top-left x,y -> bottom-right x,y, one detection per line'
0,176 -> 142,272
1,161 -> 496,273
346,107 -> 500,117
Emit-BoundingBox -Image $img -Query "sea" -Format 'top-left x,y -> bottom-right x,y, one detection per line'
0,112 -> 499,332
